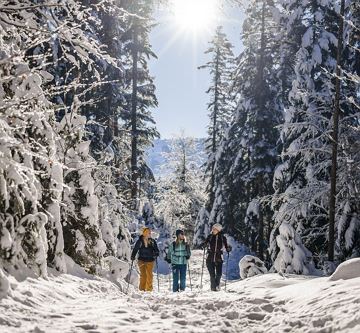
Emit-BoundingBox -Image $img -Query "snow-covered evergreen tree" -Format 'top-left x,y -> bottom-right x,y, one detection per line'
333,0 -> 360,262
119,0 -> 159,204
0,0 -> 135,277
57,113 -> 106,273
210,0 -> 283,260
94,165 -> 131,262
271,222 -> 316,275
199,26 -> 236,211
270,0 -> 359,271
0,2 -> 66,277
154,135 -> 206,243
193,207 -> 210,248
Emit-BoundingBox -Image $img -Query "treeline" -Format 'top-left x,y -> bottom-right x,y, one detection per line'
199,0 -> 359,273
0,0 -> 158,277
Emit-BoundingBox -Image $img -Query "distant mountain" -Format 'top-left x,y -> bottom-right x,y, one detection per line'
146,138 -> 207,178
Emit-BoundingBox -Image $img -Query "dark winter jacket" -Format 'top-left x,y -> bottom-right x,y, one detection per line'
204,233 -> 230,263
131,236 -> 160,262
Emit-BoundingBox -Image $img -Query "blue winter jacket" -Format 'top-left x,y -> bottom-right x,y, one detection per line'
166,241 -> 191,265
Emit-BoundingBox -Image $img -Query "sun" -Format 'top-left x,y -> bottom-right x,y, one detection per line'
171,0 -> 218,33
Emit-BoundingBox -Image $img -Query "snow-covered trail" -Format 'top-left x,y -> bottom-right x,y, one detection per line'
1,251 -> 360,333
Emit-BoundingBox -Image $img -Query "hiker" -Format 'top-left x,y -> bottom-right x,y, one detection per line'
165,229 -> 191,292
202,223 -> 232,291
131,227 -> 159,292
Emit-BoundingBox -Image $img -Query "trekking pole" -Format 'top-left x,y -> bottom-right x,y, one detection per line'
126,260 -> 134,294
169,264 -> 172,291
156,257 -> 160,292
200,247 -> 206,289
225,252 -> 230,292
188,261 -> 193,291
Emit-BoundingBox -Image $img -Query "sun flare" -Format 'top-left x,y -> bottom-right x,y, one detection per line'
171,0 -> 218,33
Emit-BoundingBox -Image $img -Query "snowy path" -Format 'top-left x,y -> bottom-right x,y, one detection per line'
1,251 -> 360,333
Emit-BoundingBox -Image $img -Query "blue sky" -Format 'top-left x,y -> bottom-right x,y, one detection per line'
149,3 -> 244,139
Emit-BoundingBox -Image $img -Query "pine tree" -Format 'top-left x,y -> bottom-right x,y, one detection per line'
119,0 -> 159,206
199,26 -> 236,211
0,0 -> 161,277
334,0 -> 360,262
210,0 -> 283,260
193,207 -> 210,248
270,0 -> 360,271
0,3 -> 59,277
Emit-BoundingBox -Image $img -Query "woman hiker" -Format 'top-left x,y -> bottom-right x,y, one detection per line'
166,229 -> 191,292
131,227 -> 159,292
202,223 -> 232,291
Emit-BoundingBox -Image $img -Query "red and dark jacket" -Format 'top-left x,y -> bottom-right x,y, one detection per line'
204,233 -> 229,263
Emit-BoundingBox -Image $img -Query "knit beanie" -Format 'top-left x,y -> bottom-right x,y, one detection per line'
212,223 -> 222,232
176,229 -> 184,237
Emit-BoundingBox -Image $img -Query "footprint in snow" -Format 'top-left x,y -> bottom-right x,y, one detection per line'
75,323 -> 98,330
224,311 -> 239,319
245,298 -> 270,305
160,312 -> 170,319
246,312 -> 266,321
174,319 -> 187,326
261,304 -> 274,313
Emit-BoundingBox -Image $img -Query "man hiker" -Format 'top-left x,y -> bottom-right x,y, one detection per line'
202,223 -> 232,291
131,227 -> 159,292
166,229 -> 191,292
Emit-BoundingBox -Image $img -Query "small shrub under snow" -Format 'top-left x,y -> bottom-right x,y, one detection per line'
103,256 -> 130,281
239,255 -> 268,279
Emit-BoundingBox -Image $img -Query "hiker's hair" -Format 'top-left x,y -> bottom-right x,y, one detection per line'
176,235 -> 187,245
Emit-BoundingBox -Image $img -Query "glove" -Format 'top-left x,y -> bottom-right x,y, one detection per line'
226,245 -> 232,253
185,256 -> 190,260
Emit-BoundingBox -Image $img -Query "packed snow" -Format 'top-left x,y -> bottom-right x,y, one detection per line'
1,250 -> 360,332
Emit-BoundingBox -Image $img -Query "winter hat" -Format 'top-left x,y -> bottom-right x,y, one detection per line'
212,223 -> 222,232
176,229 -> 184,237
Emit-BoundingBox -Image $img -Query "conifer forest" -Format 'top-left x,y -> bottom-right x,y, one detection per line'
0,1 -> 359,332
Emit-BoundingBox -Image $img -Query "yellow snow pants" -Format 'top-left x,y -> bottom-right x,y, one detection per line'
138,260 -> 154,291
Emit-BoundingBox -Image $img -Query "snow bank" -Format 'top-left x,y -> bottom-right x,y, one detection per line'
64,254 -> 93,279
329,258 -> 360,281
1,250 -> 360,332
239,255 -> 268,279
102,256 -> 129,280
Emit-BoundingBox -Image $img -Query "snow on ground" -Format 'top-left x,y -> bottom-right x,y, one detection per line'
1,251 -> 360,333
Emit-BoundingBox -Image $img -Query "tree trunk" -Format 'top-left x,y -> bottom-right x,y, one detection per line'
256,0 -> 267,260
328,0 -> 345,262
209,47 -> 221,208
131,21 -> 139,205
